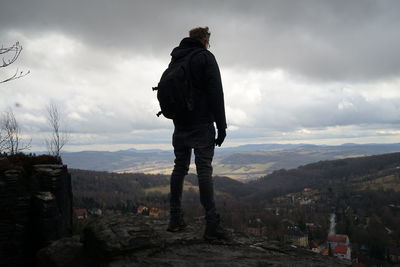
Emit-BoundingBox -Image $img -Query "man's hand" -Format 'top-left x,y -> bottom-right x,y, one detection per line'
215,128 -> 226,147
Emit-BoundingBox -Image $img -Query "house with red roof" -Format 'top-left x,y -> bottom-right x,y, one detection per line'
74,208 -> 88,220
321,247 -> 329,256
309,241 -> 321,253
149,207 -> 160,218
333,244 -> 351,260
323,234 -> 351,261
136,205 -> 149,215
327,234 -> 350,248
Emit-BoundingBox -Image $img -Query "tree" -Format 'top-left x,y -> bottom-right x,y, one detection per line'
45,103 -> 69,157
0,124 -> 7,153
0,109 -> 31,154
1,42 -> 30,84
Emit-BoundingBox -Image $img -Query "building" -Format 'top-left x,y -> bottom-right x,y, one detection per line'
309,241 -> 321,253
327,234 -> 350,249
245,218 -> 266,236
325,234 -> 351,261
149,207 -> 160,218
74,208 -> 88,220
136,205 -> 149,215
88,208 -> 102,216
299,198 -> 312,205
245,226 -> 267,236
333,244 -> 351,260
284,226 -> 309,248
388,247 -> 400,264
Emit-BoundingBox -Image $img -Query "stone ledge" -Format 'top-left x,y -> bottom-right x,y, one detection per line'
38,214 -> 351,267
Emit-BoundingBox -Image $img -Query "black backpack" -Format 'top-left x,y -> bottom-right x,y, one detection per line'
153,48 -> 204,119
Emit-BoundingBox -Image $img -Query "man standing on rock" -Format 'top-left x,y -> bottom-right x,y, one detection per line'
166,26 -> 228,240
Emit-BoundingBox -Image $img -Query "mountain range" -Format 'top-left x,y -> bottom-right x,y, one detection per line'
62,143 -> 400,181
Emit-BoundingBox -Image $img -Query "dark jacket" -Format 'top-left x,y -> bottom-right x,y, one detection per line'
170,37 -> 227,130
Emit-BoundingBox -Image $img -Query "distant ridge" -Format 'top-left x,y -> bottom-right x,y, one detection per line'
248,151 -> 400,200
61,143 -> 400,181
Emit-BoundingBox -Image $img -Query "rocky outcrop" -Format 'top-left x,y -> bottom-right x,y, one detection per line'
38,214 -> 351,267
0,164 -> 72,267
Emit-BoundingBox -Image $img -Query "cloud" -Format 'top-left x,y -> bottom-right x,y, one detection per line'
2,1 -> 400,150
222,67 -> 400,139
2,0 -> 400,81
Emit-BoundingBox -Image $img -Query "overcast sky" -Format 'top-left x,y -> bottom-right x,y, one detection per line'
1,0 -> 400,151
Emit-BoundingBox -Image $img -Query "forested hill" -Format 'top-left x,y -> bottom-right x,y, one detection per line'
70,169 -> 256,208
248,152 -> 400,200
71,152 -> 400,204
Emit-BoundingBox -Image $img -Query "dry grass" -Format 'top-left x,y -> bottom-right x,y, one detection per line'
144,181 -> 199,194
118,161 -> 274,181
351,174 -> 400,192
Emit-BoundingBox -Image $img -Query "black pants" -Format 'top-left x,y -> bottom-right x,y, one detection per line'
170,123 -> 216,216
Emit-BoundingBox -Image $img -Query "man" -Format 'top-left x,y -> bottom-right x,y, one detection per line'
167,26 -> 228,240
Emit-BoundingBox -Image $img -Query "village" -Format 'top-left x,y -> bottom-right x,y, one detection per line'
71,179 -> 400,267
72,187 -> 359,266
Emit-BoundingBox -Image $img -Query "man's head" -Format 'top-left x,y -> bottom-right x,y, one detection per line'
189,27 -> 211,49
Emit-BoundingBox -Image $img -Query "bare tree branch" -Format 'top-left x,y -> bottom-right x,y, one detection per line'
0,126 -> 7,153
0,109 -> 31,154
0,42 -> 30,84
0,68 -> 30,84
0,42 -> 22,67
46,103 -> 69,157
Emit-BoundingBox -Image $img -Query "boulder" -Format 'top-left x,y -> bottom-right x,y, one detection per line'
36,236 -> 85,267
39,214 -> 351,267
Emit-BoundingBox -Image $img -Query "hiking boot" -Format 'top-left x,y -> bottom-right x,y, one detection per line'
167,214 -> 187,232
203,214 -> 231,241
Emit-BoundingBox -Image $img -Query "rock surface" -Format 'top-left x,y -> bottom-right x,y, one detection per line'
38,214 -> 351,267
0,164 -> 72,267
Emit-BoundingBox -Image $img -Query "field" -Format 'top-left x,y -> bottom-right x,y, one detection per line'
117,161 -> 274,181
144,181 -> 199,194
349,173 -> 400,192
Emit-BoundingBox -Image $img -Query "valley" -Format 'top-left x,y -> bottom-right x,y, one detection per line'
63,143 -> 400,181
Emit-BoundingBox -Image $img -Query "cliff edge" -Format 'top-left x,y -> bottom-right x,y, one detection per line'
0,157 -> 72,267
38,214 -> 350,267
